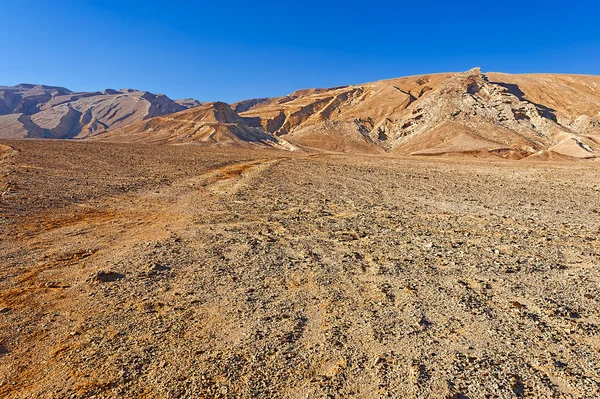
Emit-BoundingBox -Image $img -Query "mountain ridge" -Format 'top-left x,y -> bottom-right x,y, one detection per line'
2,69 -> 600,159
99,68 -> 600,159
0,84 -> 202,139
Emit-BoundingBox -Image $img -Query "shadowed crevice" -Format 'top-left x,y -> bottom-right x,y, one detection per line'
490,81 -> 558,122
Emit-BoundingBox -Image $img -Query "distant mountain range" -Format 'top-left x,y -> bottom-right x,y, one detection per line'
2,69 -> 600,159
0,84 -> 201,139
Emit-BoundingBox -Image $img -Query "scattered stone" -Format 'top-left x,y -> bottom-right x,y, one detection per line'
87,270 -> 125,283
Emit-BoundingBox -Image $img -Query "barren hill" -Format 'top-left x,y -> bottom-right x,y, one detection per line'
238,68 -> 600,158
90,69 -> 600,159
96,101 -> 298,150
0,84 -> 199,139
3,70 -> 600,159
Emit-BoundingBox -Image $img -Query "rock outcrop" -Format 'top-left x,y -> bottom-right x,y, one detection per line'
236,68 -> 600,158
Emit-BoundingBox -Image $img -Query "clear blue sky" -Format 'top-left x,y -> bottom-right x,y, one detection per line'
1,0 -> 598,103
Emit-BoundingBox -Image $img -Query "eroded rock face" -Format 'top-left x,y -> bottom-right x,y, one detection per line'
98,102 -> 298,151
0,84 -> 188,139
0,113 -> 47,138
0,84 -> 72,116
568,115 -> 600,135
234,68 -> 600,158
383,68 -> 562,154
231,98 -> 272,113
2,70 -> 600,159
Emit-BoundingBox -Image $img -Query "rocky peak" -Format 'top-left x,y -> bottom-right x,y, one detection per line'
380,68 -> 563,150
175,98 -> 203,109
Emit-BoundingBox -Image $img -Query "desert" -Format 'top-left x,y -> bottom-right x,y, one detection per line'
1,128 -> 599,397
2,42 -> 600,399
5,0 -> 600,396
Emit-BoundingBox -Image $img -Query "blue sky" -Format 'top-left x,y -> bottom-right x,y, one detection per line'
1,0 -> 598,103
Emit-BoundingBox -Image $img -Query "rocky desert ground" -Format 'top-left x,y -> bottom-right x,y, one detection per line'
1,139 -> 599,398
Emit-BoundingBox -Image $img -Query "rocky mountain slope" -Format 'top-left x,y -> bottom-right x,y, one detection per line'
96,101 -> 297,150
237,68 -> 600,158
3,70 -> 600,159
94,69 -> 600,159
0,84 -> 199,139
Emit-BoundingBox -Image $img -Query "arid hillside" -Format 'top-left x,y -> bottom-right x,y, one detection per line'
0,84 -> 200,139
1,140 -> 599,398
95,101 -> 298,150
239,69 -> 600,158
92,69 -> 600,159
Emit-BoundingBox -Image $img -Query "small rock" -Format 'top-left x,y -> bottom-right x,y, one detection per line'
87,270 -> 125,283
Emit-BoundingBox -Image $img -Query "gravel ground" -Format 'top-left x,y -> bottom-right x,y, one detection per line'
1,140 -> 599,398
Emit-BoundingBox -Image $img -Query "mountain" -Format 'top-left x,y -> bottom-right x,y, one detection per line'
175,98 -> 204,108
96,68 -> 600,159
95,101 -> 297,150
236,68 -> 600,158
3,70 -> 600,159
0,84 -> 199,139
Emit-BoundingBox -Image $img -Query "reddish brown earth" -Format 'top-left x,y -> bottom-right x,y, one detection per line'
1,140 -> 599,398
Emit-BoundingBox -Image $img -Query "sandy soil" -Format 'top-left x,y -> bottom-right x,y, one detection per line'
1,140 -> 599,398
